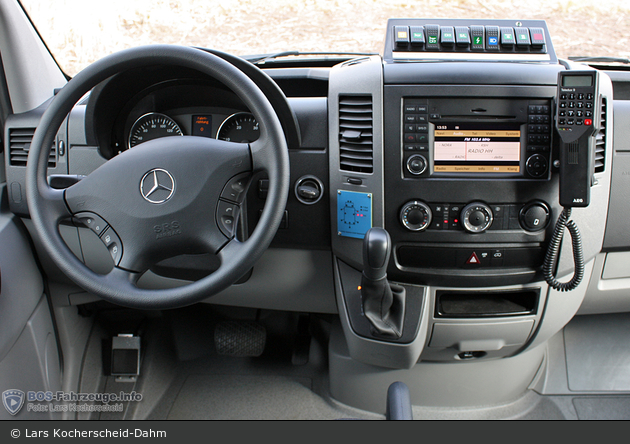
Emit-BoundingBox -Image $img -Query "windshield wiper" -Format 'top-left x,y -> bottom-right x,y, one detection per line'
569,56 -> 630,64
247,51 -> 378,65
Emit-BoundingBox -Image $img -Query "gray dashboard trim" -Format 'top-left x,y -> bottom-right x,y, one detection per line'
0,0 -> 66,113
0,186 -> 45,362
603,100 -> 630,250
328,56 -> 385,270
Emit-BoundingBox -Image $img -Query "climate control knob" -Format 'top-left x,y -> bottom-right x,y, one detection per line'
400,201 -> 432,232
461,202 -> 493,233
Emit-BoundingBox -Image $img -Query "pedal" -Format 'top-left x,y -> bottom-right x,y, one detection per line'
111,334 -> 140,381
214,321 -> 266,357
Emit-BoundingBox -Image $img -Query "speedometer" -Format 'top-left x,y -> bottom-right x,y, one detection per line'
128,113 -> 183,149
217,113 -> 260,143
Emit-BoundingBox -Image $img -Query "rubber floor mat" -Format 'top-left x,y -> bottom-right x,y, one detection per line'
167,375 -> 345,420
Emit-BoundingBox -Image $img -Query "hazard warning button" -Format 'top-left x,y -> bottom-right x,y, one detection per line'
458,250 -> 492,267
466,252 -> 481,265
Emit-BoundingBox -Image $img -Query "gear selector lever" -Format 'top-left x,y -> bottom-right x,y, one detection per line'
361,228 -> 406,338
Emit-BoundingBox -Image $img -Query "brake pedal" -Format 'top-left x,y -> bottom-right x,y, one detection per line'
214,321 -> 266,357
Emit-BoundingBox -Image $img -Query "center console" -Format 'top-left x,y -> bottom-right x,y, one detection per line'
384,85 -> 559,288
328,18 -> 612,370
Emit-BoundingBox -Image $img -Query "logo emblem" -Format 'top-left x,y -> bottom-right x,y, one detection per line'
140,169 -> 175,204
3,390 -> 25,416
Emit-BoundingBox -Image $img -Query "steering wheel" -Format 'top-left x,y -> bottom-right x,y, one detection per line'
26,45 -> 290,309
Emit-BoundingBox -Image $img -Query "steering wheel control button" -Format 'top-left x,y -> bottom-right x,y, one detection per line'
461,202 -> 493,233
99,227 -> 122,265
140,168 -> 175,204
400,201 -> 432,231
216,201 -> 241,238
75,212 -> 109,236
221,173 -> 252,203
519,202 -> 550,232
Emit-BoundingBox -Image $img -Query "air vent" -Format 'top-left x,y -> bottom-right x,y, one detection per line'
339,95 -> 373,173
594,98 -> 606,173
8,128 -> 56,168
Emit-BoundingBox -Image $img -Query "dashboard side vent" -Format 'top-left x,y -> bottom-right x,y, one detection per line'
339,95 -> 373,173
594,98 -> 606,173
8,128 -> 56,168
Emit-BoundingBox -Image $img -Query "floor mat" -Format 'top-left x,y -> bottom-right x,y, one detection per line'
573,397 -> 630,420
167,374 -> 349,420
564,313 -> 630,391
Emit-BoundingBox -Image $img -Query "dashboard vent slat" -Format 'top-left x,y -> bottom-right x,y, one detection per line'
8,128 -> 57,168
594,98 -> 606,174
339,95 -> 373,174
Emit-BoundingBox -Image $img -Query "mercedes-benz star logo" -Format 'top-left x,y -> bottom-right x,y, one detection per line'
140,168 -> 175,204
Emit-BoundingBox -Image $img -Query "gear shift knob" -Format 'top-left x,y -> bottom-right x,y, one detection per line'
360,227 -> 404,338
362,227 -> 391,281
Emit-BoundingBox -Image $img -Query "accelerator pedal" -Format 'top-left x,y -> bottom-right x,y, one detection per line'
214,321 -> 266,357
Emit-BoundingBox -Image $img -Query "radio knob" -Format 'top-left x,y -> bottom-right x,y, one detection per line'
461,202 -> 493,233
400,201 -> 432,231
406,154 -> 427,175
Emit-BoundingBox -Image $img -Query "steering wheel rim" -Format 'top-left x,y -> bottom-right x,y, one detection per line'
26,45 -> 290,309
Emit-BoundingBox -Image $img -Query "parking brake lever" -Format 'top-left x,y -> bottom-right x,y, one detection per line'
361,228 -> 405,339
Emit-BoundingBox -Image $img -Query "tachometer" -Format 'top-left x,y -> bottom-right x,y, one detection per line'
217,112 -> 260,143
128,113 -> 183,149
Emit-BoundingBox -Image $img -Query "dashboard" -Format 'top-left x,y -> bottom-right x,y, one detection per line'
4,17 -> 629,371
84,68 -> 264,160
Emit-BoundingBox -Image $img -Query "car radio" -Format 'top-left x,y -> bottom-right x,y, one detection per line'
402,97 -> 553,180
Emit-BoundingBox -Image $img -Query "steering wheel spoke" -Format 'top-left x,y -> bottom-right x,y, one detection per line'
105,265 -> 142,288
41,187 -> 72,223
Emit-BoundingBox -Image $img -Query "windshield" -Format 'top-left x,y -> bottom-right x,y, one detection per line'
20,0 -> 630,77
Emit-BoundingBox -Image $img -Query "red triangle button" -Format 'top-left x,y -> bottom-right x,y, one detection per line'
466,252 -> 480,265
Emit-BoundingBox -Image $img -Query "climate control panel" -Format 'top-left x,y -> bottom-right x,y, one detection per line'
399,200 -> 550,233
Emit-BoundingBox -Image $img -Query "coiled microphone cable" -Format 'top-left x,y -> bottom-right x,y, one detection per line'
543,207 -> 585,292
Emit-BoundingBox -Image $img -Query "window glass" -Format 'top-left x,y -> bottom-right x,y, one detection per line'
20,0 -> 630,76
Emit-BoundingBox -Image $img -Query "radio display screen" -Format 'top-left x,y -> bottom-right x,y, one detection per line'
433,123 -> 521,174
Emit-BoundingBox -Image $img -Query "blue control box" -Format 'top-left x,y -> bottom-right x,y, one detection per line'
337,190 -> 373,239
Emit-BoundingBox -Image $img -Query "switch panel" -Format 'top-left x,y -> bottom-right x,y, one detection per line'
384,19 -> 555,63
